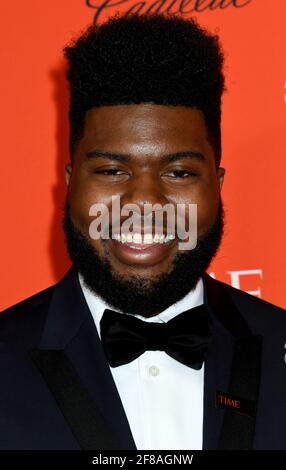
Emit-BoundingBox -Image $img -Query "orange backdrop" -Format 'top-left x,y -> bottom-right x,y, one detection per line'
1,0 -> 285,311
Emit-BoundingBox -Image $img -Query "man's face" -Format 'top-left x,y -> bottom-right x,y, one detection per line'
64,104 -> 225,316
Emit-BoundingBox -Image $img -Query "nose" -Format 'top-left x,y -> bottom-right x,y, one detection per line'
117,172 -> 175,234
120,172 -> 168,215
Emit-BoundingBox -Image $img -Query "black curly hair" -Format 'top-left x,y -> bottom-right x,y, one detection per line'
63,12 -> 225,166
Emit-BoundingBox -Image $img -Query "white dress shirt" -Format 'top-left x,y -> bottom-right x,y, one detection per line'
78,272 -> 205,450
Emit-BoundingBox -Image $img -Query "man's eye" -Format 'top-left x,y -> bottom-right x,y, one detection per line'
164,170 -> 197,178
94,169 -> 126,175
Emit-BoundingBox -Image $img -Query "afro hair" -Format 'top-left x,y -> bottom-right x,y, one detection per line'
63,12 -> 225,166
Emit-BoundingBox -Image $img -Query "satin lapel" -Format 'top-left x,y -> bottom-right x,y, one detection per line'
29,265 -> 136,450
202,274 -> 262,450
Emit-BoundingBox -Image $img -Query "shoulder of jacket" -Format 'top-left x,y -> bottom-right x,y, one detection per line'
204,274 -> 286,331
0,284 -> 56,346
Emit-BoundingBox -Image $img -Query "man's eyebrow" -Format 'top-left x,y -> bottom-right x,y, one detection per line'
162,151 -> 205,163
86,150 -> 130,162
85,149 -> 205,163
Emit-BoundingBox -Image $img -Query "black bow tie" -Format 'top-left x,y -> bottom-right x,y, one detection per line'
100,305 -> 212,369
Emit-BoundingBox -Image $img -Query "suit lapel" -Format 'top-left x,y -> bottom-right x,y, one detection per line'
202,274 -> 263,450
29,265 -> 136,450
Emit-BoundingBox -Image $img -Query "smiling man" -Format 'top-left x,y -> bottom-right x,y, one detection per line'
63,103 -> 224,317
1,12 -> 286,451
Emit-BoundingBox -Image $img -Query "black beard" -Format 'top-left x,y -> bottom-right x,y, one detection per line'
62,198 -> 224,317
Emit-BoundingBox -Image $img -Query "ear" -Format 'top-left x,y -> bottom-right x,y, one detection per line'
65,164 -> 73,187
217,167 -> 225,191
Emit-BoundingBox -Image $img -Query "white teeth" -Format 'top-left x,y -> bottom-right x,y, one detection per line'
143,233 -> 154,244
121,233 -> 127,243
133,233 -> 142,243
153,233 -> 161,243
126,233 -> 133,242
113,232 -> 176,244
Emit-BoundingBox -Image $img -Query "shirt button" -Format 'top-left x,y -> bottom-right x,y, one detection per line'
149,365 -> 160,376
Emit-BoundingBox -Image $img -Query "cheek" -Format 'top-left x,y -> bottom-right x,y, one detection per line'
199,187 -> 221,232
68,182 -> 109,258
197,197 -> 219,235
181,185 -> 220,236
68,177 -> 109,233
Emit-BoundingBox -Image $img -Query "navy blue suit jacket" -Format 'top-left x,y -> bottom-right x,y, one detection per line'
1,265 -> 286,450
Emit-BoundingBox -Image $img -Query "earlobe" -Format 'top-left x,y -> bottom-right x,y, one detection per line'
218,167 -> 225,191
65,164 -> 73,187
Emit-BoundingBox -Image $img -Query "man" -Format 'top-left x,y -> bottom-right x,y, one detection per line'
1,12 -> 286,451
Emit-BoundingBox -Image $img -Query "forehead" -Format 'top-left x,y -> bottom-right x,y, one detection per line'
77,103 -> 215,163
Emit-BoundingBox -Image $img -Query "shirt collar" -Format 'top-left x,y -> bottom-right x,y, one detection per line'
78,271 -> 204,341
